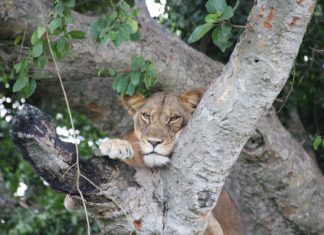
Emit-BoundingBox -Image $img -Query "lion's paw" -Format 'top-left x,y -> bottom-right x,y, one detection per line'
99,139 -> 134,161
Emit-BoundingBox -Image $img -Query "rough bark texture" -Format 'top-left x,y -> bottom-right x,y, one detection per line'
3,0 -> 322,234
228,110 -> 324,235
159,0 -> 317,233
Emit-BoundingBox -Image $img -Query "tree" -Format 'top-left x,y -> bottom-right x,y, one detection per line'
1,0 -> 322,234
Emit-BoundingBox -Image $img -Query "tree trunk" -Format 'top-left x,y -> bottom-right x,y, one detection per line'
3,0 -> 321,234
229,110 -> 324,235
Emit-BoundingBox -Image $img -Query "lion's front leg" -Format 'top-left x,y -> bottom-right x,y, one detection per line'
99,139 -> 134,161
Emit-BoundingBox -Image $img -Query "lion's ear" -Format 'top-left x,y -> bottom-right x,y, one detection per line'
180,88 -> 206,113
122,93 -> 146,116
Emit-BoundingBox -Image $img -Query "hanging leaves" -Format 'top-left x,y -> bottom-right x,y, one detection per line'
188,0 -> 239,52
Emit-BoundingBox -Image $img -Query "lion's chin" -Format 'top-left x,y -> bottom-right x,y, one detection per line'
143,153 -> 170,168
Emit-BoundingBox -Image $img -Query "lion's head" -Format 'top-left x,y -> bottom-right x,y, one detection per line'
122,89 -> 204,167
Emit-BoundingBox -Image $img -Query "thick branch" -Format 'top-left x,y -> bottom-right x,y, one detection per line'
10,105 -> 176,234
162,0 -> 317,234
10,104 -> 136,195
228,110 -> 324,234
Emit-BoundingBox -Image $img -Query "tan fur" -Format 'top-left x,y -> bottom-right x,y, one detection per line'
212,190 -> 245,235
205,214 -> 224,235
121,91 -> 201,167
99,89 -> 245,234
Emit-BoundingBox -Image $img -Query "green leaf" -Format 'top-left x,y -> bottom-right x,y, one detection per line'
120,1 -> 130,11
144,73 -> 151,89
98,67 -> 105,77
31,31 -> 39,45
14,35 -> 22,45
150,76 -> 157,88
130,72 -> 141,86
112,37 -> 122,48
146,63 -> 156,79
221,6 -> 234,20
131,56 -> 146,70
34,56 -> 49,68
130,31 -> 140,41
56,36 -> 71,59
32,40 -> 43,58
206,0 -> 227,13
313,136 -> 322,150
13,73 -> 29,92
54,4 -> 65,16
127,18 -> 138,34
108,68 -> 116,77
117,76 -> 129,94
55,38 -> 65,59
90,19 -> 105,41
106,11 -> 118,22
14,60 -> 28,74
233,0 -> 240,10
117,24 -> 131,42
188,23 -> 214,43
112,75 -> 123,90
205,12 -> 222,23
64,15 -> 74,24
20,79 -> 37,98
14,62 -> 22,73
48,18 -> 62,34
62,0 -> 75,7
126,83 -> 136,96
131,7 -> 140,17
67,30 -> 86,39
211,24 -> 232,52
52,42 -> 60,60
37,26 -> 46,39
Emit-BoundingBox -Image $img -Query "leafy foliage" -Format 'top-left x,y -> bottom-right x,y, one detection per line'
6,0 -> 85,99
90,1 -> 140,47
188,0 -> 239,52
313,135 -> 323,151
159,0 -> 251,62
99,56 -> 157,97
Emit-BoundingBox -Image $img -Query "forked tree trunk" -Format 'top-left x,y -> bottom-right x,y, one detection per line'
3,0 -> 322,234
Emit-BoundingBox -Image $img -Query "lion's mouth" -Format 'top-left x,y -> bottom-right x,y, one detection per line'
143,153 -> 170,167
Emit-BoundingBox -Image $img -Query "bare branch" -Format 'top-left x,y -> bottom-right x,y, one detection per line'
10,104 -> 135,196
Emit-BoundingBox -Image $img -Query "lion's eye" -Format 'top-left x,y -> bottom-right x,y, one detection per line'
141,113 -> 150,121
170,115 -> 180,122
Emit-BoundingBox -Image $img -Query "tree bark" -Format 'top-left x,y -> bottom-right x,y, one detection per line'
228,110 -> 324,235
3,0 -> 321,234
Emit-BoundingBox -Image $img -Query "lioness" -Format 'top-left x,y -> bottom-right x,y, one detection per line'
99,89 -> 245,235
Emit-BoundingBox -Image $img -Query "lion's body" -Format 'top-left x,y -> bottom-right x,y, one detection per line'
99,90 -> 245,235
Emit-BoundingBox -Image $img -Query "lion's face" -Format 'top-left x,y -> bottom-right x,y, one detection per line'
122,89 -> 204,167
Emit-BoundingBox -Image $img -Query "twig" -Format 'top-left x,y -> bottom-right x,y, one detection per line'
309,47 -> 324,52
80,173 -> 134,229
278,65 -> 295,113
17,21 -> 27,62
61,162 -> 77,178
36,1 -> 91,235
231,23 -> 252,29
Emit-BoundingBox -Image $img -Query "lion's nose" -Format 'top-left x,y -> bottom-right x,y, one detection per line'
148,140 -> 162,148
